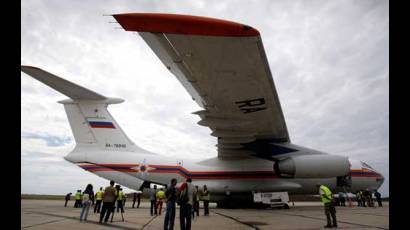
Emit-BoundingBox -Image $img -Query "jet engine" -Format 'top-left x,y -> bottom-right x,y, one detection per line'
274,155 -> 350,178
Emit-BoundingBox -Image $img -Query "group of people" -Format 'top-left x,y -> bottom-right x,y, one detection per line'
64,177 -> 210,229
162,178 -> 210,230
64,181 -> 129,222
356,190 -> 383,207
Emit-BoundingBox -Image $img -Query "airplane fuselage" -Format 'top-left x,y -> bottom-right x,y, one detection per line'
66,143 -> 384,202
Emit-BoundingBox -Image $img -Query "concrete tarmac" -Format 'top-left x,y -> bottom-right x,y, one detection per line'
21,200 -> 389,229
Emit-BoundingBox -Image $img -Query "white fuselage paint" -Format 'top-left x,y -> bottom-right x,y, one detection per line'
65,144 -> 384,200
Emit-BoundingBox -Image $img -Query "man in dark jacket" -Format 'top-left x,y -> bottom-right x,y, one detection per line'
150,185 -> 158,216
164,178 -> 177,230
64,193 -> 72,207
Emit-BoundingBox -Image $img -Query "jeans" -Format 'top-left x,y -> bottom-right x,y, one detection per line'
180,203 -> 192,230
80,201 -> 91,221
150,200 -> 157,215
99,202 -> 114,223
164,201 -> 176,230
94,200 -> 102,213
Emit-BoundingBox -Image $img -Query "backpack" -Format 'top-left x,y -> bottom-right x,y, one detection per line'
177,183 -> 189,205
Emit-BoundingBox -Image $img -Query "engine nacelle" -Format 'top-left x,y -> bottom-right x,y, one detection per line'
274,155 -> 350,178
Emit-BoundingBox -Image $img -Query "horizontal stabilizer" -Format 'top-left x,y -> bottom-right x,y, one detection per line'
21,65 -> 106,100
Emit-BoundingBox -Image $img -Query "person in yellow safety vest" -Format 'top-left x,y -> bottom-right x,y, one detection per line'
156,188 -> 166,215
116,188 -> 125,213
94,187 -> 104,213
201,185 -> 210,216
74,190 -> 82,208
317,183 -> 337,228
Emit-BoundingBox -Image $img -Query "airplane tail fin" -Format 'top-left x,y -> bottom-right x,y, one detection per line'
21,65 -> 142,153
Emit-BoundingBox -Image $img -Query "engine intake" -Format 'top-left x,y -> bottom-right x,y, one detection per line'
274,155 -> 350,178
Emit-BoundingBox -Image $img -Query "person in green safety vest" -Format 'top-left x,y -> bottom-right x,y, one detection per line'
156,188 -> 166,215
94,187 -> 104,213
317,183 -> 337,228
116,188 -> 125,213
74,190 -> 82,208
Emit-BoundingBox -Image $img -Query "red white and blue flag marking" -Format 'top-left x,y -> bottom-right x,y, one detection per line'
88,121 -> 115,129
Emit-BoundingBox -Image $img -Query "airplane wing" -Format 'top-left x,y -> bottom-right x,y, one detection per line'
113,13 -> 290,158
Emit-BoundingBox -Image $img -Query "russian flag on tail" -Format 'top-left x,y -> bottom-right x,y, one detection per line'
88,121 -> 115,129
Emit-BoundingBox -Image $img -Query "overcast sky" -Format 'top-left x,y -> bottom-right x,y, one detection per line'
21,0 -> 389,196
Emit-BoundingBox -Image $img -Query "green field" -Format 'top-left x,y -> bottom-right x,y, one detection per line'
21,194 -> 66,200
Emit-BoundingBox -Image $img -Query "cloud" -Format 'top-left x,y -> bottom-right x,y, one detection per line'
22,132 -> 72,147
21,0 -> 389,196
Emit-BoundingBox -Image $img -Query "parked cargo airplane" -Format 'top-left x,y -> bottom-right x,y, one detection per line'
21,13 -> 384,205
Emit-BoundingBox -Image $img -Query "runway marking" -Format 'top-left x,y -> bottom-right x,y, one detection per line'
141,215 -> 158,230
274,212 -> 388,230
213,211 -> 260,230
23,211 -> 137,230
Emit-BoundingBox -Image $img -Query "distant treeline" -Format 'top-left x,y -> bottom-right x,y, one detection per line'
21,193 -> 150,200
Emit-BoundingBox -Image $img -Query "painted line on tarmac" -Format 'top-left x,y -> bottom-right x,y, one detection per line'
274,212 -> 388,230
213,211 -> 260,230
23,211 -> 136,230
141,215 -> 158,230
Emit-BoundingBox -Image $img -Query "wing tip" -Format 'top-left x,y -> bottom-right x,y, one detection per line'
113,13 -> 260,37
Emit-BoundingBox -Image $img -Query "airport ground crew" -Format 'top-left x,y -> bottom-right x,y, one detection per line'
156,188 -> 165,215
150,185 -> 157,216
74,190 -> 82,208
192,186 -> 199,219
94,187 -> 104,213
64,193 -> 72,207
99,180 -> 117,224
374,190 -> 382,207
201,185 -> 210,216
116,188 -> 125,213
164,178 -> 177,230
317,183 -> 337,228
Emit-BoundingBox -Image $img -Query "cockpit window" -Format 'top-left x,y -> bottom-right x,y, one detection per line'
360,161 -> 374,170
